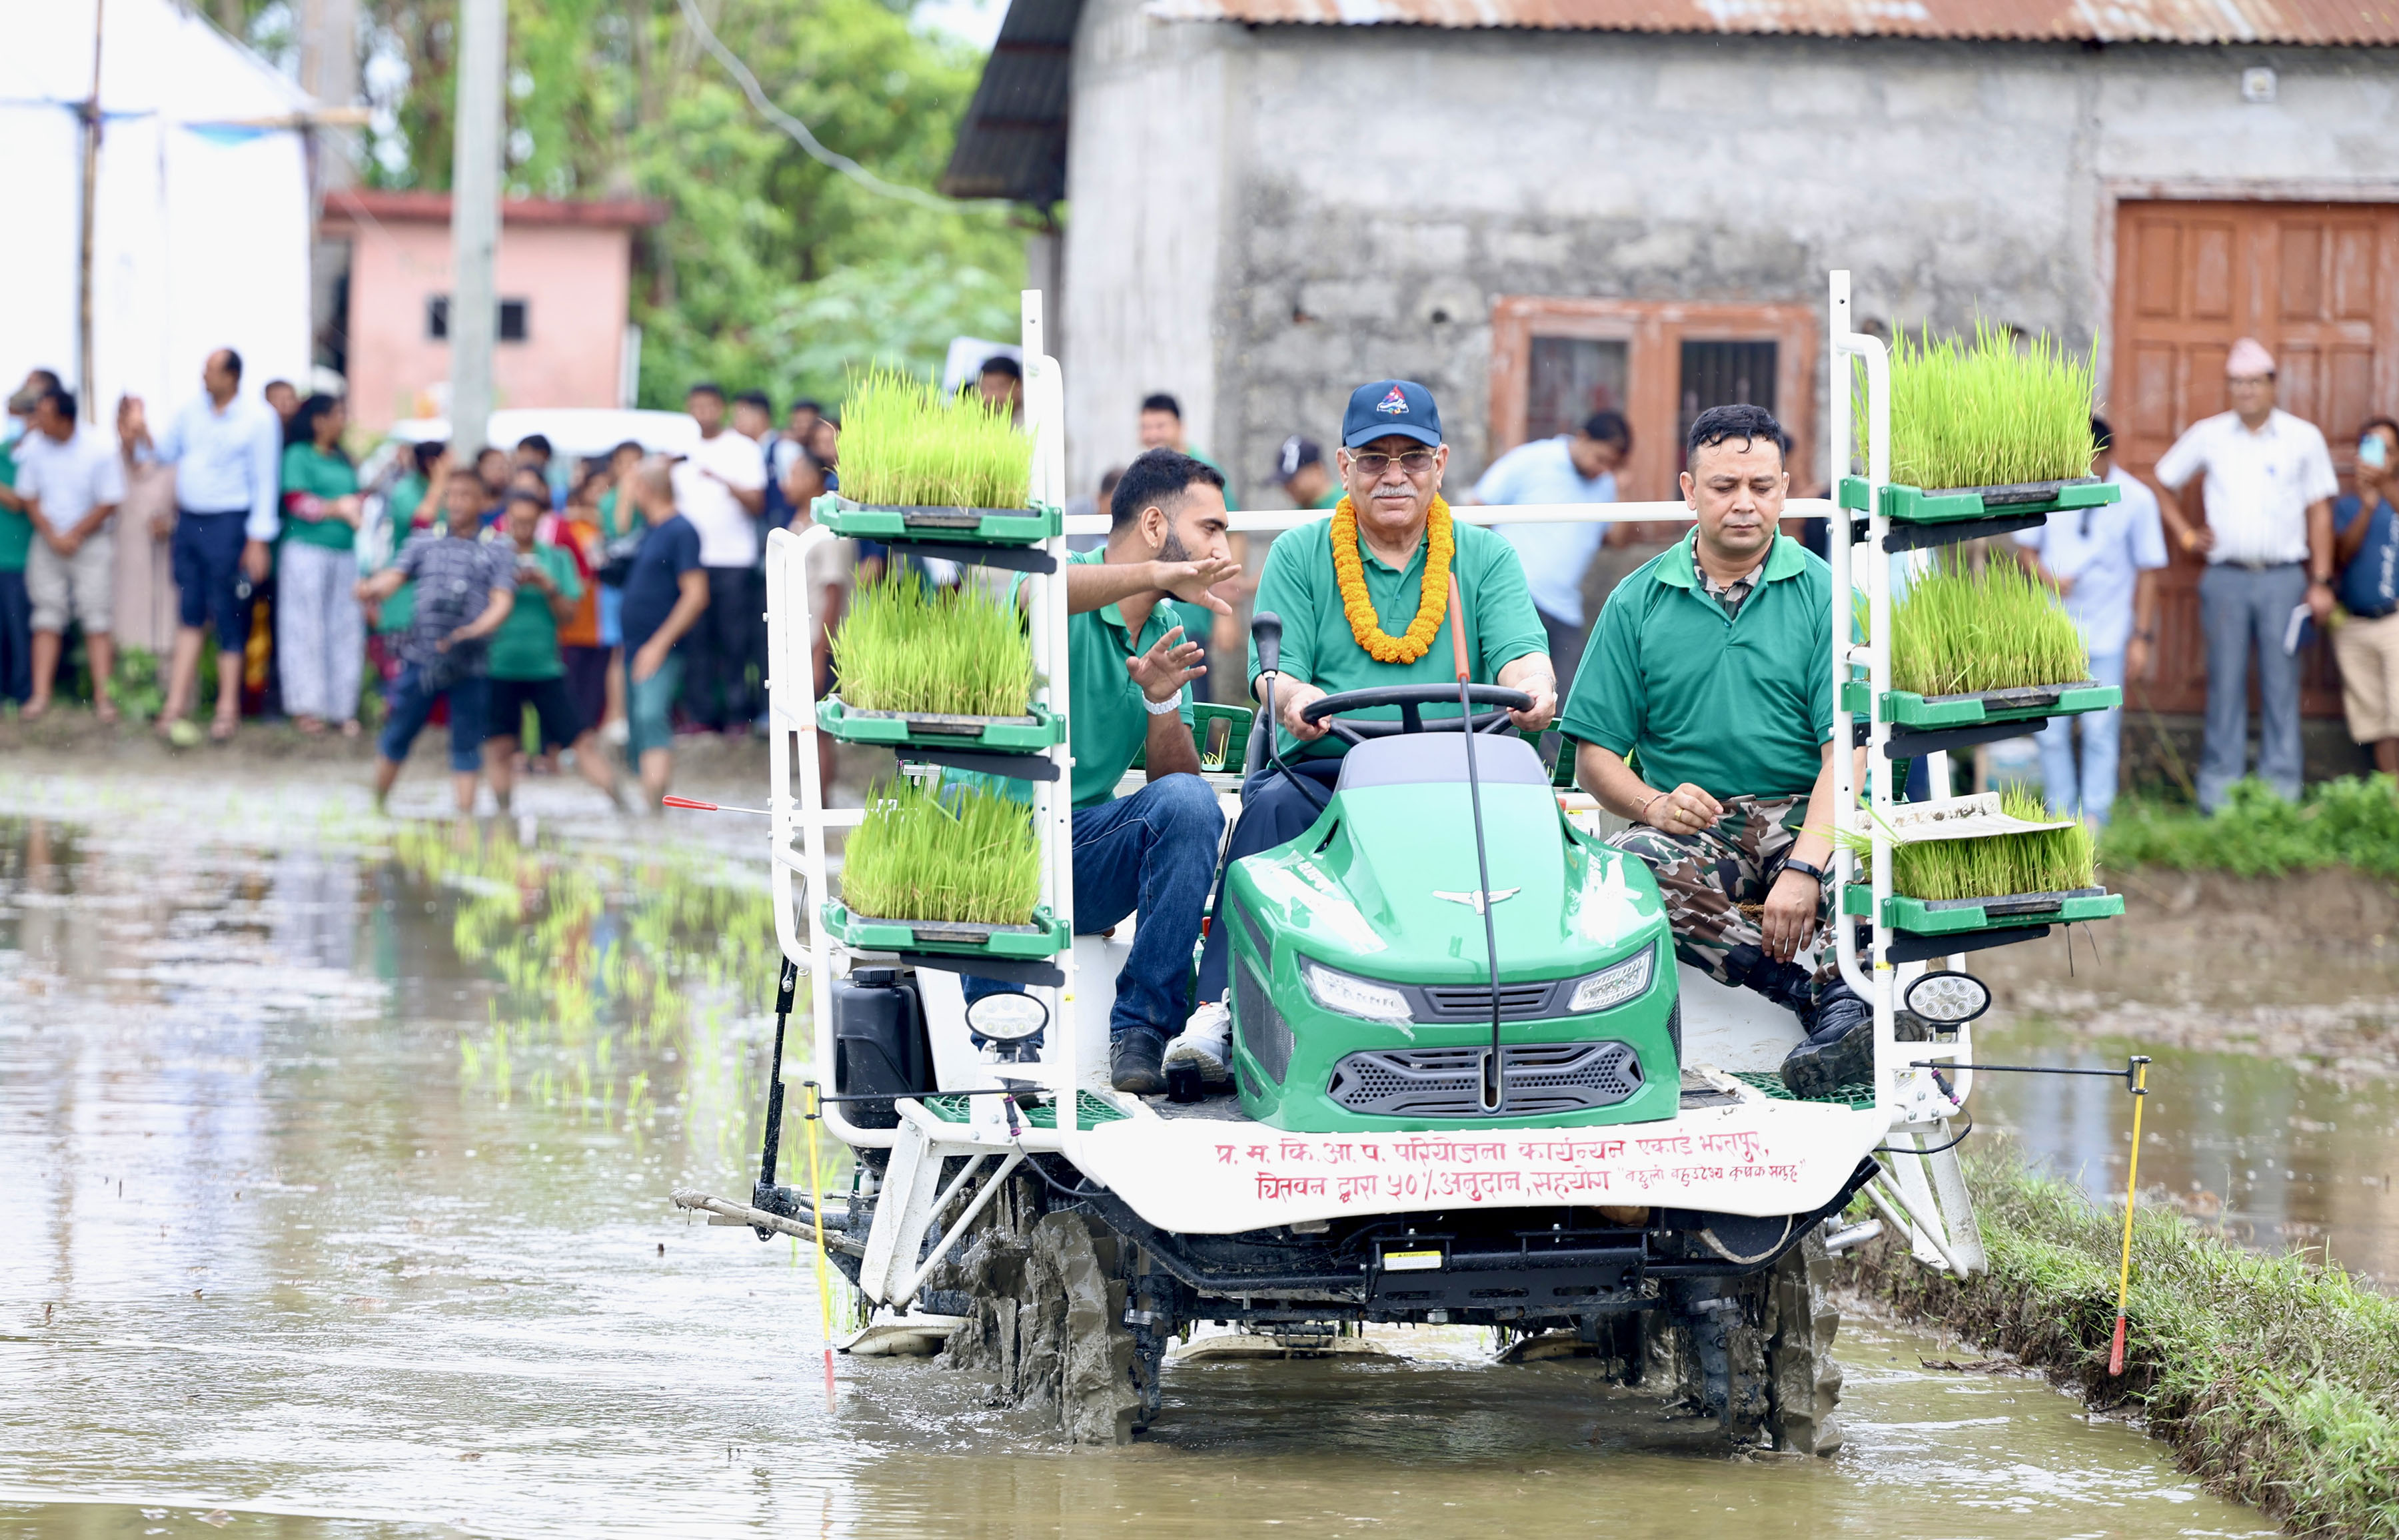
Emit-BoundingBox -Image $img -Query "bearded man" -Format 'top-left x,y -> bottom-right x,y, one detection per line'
1164,379 -> 1558,1085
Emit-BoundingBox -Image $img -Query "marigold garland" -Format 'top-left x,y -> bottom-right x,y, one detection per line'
1329,494 -> 1455,664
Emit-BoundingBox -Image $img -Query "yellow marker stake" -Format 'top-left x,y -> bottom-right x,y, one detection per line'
2107,1057 -> 2150,1376
804,1082 -> 837,1405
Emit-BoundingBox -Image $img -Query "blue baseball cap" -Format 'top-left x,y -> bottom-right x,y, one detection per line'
1341,379 -> 1442,450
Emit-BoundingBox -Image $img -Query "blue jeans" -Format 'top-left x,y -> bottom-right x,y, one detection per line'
2198,562 -> 2307,811
1194,758 -> 1343,1003
378,664 -> 492,773
0,568 -> 29,704
2036,647 -> 2127,824
964,773 -> 1225,1045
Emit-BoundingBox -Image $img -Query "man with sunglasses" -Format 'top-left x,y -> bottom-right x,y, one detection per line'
1164,378 -> 1557,1087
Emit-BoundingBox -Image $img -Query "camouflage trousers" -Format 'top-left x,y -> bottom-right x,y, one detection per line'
1607,794 -> 1837,988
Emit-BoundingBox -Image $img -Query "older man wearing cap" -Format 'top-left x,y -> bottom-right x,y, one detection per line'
2154,338 -> 2340,810
1164,379 -> 1558,1085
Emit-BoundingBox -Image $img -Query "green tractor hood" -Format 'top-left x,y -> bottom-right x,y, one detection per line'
1221,734 -> 1680,1132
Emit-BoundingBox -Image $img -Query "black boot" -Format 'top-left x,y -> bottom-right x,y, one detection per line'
1725,944 -> 1820,1033
1779,981 -> 1873,1098
1112,1026 -> 1168,1096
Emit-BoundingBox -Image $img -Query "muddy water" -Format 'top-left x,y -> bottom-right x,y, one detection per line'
0,764 -> 2310,1537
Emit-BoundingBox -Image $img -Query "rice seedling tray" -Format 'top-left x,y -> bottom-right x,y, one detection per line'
815,496 -> 1062,547
1841,884 -> 2123,935
922,1090 -> 1130,1128
819,697 -> 1062,754
1841,475 -> 2118,526
821,901 -> 1070,959
1843,680 -> 2122,740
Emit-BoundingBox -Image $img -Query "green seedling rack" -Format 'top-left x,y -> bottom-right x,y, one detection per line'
1843,883 -> 2124,935
1846,679 -> 2124,757
814,496 -> 1063,547
1839,474 -> 2119,553
820,900 -> 1071,959
819,697 -> 1064,754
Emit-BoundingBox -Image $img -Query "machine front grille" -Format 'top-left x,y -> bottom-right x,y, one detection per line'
1235,960 -> 1293,1083
1325,1040 -> 1644,1118
1419,982 -> 1559,1022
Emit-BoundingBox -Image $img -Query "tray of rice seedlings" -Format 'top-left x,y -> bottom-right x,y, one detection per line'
825,774 -> 1068,956
1849,554 -> 2122,737
822,577 -> 1062,753
1844,322 -> 2118,528
1837,789 -> 2123,936
813,368 -> 1055,545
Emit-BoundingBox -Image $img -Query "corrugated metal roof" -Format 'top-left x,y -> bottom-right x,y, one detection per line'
1142,0 -> 2399,45
940,0 -> 1084,203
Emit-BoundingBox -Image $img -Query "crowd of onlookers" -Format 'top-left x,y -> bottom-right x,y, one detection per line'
0,336 -> 2393,820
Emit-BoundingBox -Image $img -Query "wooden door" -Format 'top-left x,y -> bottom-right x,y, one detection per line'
2110,201 -> 2399,716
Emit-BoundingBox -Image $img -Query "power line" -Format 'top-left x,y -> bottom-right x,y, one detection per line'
674,0 -> 983,215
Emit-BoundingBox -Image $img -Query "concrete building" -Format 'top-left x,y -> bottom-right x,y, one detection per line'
321,190 -> 666,434
945,0 -> 2399,725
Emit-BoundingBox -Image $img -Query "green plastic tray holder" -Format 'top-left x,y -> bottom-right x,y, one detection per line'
813,494 -> 1063,546
821,902 -> 1071,958
1838,476 -> 2120,524
1841,680 -> 2124,729
818,697 -> 1064,753
1130,700 -> 1255,772
1841,884 -> 2124,934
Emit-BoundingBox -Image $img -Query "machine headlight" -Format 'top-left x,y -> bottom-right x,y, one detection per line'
1299,958 -> 1415,1024
1567,950 -> 1655,1014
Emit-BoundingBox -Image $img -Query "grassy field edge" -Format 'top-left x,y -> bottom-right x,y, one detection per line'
1844,1149 -> 2399,1538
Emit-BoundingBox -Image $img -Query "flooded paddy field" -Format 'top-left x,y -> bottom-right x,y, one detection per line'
1,753 -> 2377,1537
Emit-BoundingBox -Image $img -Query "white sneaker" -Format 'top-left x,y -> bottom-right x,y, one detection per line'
1164,999 -> 1233,1086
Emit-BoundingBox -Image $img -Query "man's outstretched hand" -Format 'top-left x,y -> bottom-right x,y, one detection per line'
1152,554 -> 1242,614
1128,624 -> 1206,704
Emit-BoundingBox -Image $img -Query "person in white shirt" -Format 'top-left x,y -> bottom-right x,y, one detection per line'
1469,410 -> 1631,693
16,387 -> 127,720
2014,417 -> 2169,826
116,347 -> 283,742
667,383 -> 766,732
2152,338 -> 2340,811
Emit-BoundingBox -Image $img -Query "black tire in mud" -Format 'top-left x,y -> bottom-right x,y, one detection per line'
1655,1232 -> 1843,1455
934,1185 -> 1146,1445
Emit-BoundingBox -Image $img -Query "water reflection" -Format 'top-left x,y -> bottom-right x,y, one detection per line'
0,798 -> 2299,1537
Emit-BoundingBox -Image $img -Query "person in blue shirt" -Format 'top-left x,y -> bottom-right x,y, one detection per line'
615,458 -> 711,810
2332,415 -> 2399,777
117,349 -> 282,742
2012,416 -> 2170,826
1470,410 -> 1631,692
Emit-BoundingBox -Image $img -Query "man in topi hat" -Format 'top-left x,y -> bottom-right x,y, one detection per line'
2154,337 -> 2339,811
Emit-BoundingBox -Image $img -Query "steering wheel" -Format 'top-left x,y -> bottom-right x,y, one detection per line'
1298,683 -> 1534,747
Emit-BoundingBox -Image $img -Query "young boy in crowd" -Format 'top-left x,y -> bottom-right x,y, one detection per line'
482,488 -> 625,812
355,471 -> 516,813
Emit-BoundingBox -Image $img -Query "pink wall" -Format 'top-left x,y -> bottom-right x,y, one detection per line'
326,193 -> 664,435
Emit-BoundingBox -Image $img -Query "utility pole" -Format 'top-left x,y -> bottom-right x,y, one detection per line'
77,0 -> 105,423
448,0 -> 504,460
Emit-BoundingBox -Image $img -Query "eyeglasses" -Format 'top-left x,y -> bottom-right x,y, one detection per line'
1347,449 -> 1438,478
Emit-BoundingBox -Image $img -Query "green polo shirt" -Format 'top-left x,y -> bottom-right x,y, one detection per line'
488,543 -> 582,680
1560,533 -> 1833,802
0,440 -> 28,571
1245,514 -> 1547,759
279,444 -> 359,552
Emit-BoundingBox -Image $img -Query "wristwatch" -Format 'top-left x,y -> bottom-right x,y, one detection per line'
1781,857 -> 1831,886
1144,693 -> 1183,716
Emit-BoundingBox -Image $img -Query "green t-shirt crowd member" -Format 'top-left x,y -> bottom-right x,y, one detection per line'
487,542 -> 582,682
0,438 -> 28,573
1558,531 -> 1833,802
279,442 -> 359,551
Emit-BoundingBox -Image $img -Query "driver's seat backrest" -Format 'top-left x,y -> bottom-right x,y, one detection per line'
1333,732 -> 1549,792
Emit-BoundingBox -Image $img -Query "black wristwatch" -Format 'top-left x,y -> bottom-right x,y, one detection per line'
1781,857 -> 1831,886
